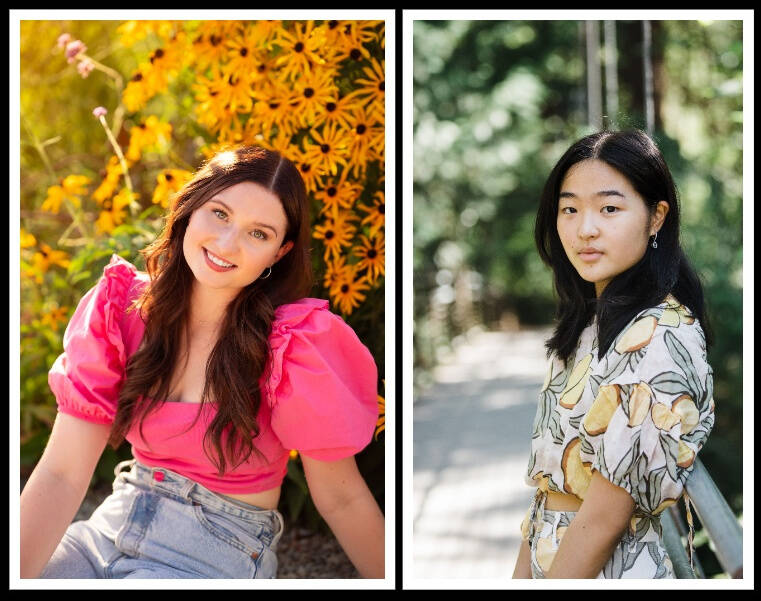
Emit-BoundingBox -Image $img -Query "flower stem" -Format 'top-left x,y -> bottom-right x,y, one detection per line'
97,115 -> 140,216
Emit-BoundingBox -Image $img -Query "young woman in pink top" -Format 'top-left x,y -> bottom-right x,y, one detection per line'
20,146 -> 385,579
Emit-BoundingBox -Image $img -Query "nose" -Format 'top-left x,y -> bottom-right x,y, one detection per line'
577,210 -> 600,239
215,226 -> 240,257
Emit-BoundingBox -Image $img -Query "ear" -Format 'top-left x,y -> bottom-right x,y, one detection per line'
650,201 -> 670,234
273,240 -> 294,264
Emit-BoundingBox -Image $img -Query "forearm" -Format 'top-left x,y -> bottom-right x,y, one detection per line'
512,538 -> 532,578
318,489 -> 385,579
544,510 -> 627,578
20,464 -> 89,578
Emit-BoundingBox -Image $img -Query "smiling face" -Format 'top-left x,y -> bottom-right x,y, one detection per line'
556,159 -> 668,296
182,180 -> 294,301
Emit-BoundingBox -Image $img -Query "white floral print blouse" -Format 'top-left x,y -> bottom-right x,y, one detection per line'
525,294 -> 715,517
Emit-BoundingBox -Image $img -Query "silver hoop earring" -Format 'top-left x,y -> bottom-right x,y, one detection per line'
260,266 -> 272,279
651,231 -> 658,249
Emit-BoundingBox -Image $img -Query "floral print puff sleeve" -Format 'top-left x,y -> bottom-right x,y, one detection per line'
525,294 -> 715,519
577,295 -> 715,515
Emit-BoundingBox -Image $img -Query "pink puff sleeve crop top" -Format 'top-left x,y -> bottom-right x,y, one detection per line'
48,255 -> 380,494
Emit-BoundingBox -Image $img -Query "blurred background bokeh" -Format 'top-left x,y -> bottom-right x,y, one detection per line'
19,19 -> 386,532
413,19 -> 742,577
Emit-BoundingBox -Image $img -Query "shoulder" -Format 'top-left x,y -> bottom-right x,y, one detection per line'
264,298 -> 377,411
601,294 -> 709,388
97,254 -> 149,321
611,294 -> 706,357
267,297 -> 376,379
270,297 -> 361,343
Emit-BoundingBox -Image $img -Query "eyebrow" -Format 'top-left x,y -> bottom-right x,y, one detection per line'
558,190 -> 626,199
209,199 -> 279,236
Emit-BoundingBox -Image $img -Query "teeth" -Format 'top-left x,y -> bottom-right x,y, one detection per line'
206,250 -> 234,268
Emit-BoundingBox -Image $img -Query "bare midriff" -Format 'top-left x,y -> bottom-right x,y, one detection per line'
545,490 -> 583,512
218,486 -> 282,510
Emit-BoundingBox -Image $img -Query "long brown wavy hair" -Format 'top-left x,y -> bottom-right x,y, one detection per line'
107,146 -> 313,475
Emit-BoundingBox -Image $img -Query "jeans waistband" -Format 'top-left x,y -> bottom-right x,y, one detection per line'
114,459 -> 284,547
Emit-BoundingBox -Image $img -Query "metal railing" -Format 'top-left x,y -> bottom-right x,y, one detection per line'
660,458 -> 743,579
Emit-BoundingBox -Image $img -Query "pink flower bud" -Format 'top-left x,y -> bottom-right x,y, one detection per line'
77,58 -> 95,78
65,40 -> 87,64
57,33 -> 71,49
93,106 -> 108,118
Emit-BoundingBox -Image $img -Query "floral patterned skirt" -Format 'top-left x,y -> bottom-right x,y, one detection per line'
521,490 -> 674,579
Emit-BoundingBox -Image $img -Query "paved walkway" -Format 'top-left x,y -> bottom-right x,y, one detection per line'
413,326 -> 552,580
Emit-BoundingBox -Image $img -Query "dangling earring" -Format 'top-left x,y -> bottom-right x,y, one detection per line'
260,265 -> 272,279
651,231 -> 658,249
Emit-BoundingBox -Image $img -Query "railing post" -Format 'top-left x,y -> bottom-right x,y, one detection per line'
661,508 -> 697,578
684,458 -> 744,579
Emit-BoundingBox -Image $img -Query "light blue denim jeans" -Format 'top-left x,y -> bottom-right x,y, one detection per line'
39,459 -> 284,579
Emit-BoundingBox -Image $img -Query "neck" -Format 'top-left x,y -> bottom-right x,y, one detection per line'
187,281 -> 237,333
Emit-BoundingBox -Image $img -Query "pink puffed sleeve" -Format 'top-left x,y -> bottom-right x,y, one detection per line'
48,255 -> 139,425
266,299 -> 379,461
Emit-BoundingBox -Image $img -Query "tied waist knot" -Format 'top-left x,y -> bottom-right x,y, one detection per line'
522,487 -> 549,542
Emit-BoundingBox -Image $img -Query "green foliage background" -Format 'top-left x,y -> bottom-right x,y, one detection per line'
19,20 -> 385,532
413,20 -> 742,576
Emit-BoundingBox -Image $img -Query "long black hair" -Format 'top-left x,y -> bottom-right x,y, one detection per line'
534,129 -> 712,364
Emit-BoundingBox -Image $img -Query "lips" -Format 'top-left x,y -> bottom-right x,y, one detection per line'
578,248 -> 603,263
203,247 -> 236,271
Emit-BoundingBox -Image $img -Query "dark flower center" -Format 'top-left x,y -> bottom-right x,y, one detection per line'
103,199 -> 113,210
367,249 -> 377,259
320,144 -> 330,154
269,102 -> 279,109
210,35 -> 221,47
356,124 -> 366,134
240,48 -> 248,57
379,203 -> 385,214
379,81 -> 385,92
327,187 -> 337,197
131,73 -> 143,82
210,91 -> 219,97
228,75 -> 238,86
304,87 -> 314,98
329,21 -> 339,29
326,102 -> 336,112
258,64 -> 266,72
341,284 -> 349,293
325,230 -> 335,240
294,42 -> 304,53
350,48 -> 361,61
301,163 -> 311,173
165,173 -> 173,181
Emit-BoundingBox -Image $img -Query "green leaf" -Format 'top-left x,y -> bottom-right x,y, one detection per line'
664,329 -> 702,397
70,270 -> 92,285
285,458 -> 309,494
285,486 -> 307,522
579,432 -> 595,456
659,433 -> 680,482
20,430 -> 50,468
548,411 -> 564,445
649,371 -> 691,396
603,353 -> 629,381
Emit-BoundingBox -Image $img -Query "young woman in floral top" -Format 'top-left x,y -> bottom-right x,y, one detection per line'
512,130 -> 714,579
